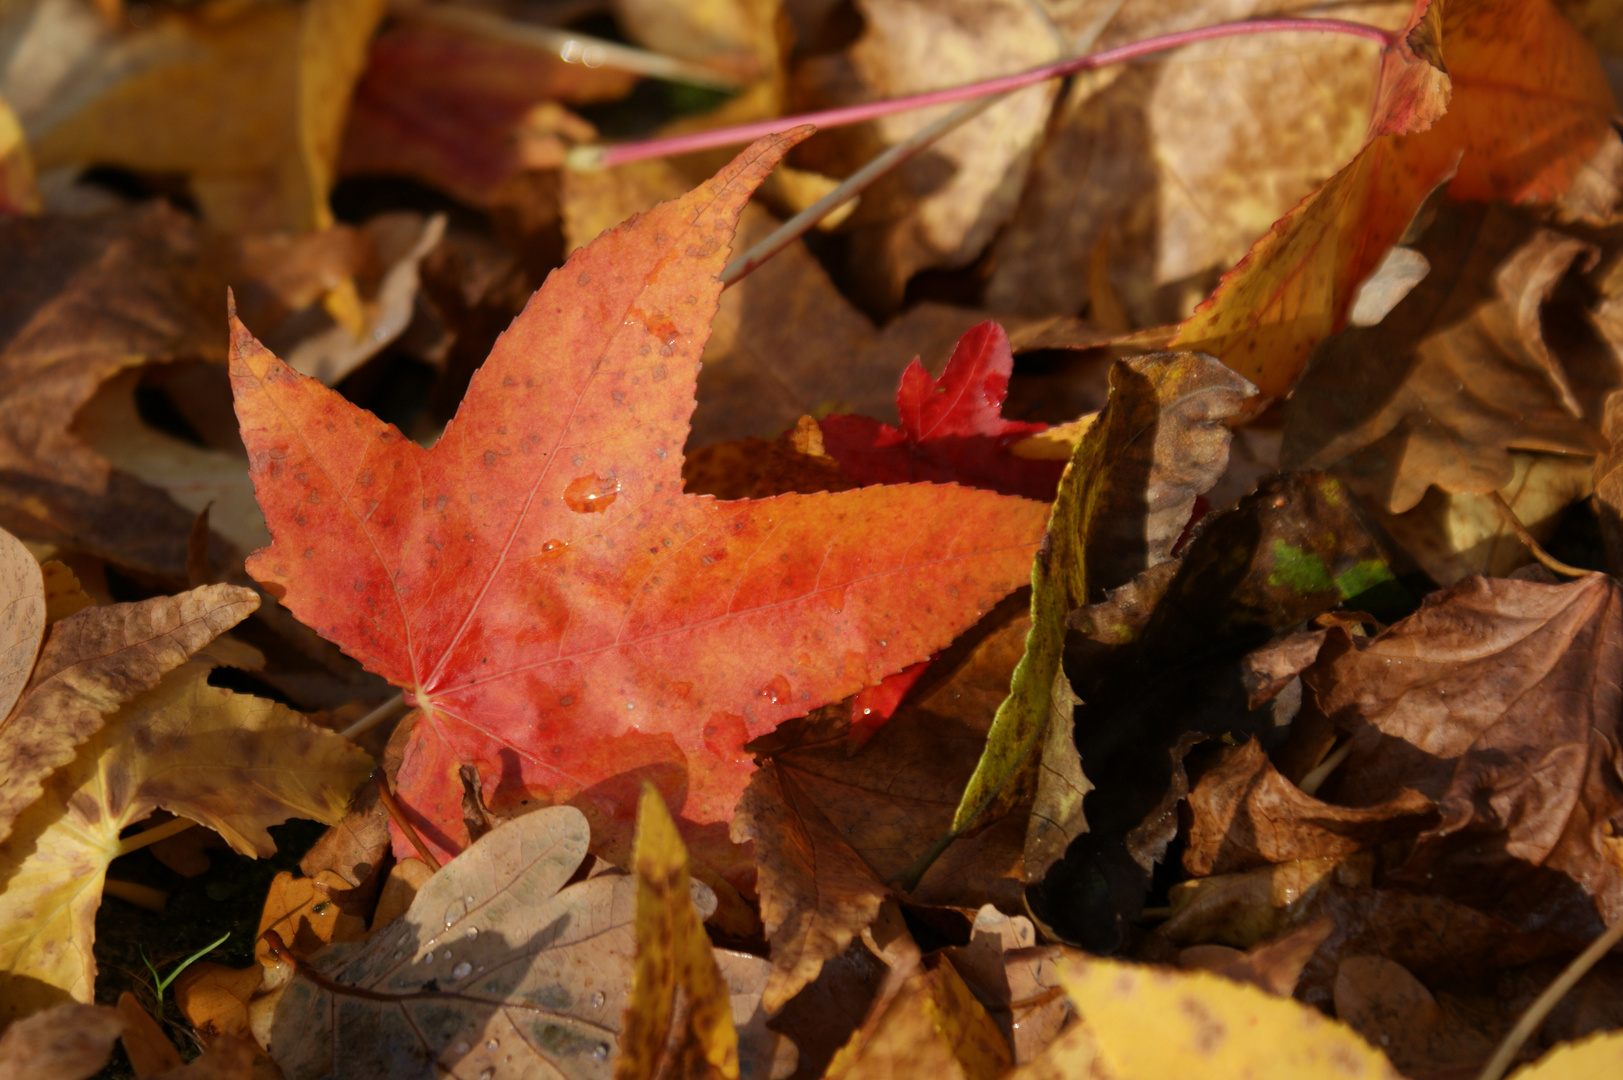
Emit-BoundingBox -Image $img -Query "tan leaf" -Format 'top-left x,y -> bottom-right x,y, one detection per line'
791,0 -> 1063,310
265,804 -> 778,1080
823,957 -> 1010,1080
0,525 -> 44,723
988,0 -> 1410,326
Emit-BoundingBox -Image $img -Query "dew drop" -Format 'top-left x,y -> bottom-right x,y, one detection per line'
759,674 -> 790,705
421,953 -> 435,965
452,961 -> 473,979
486,1039 -> 500,1052
442,949 -> 453,961
444,900 -> 466,928
465,926 -> 479,940
563,473 -> 620,513
538,538 -> 569,559
593,1043 -> 610,1061
393,950 -> 403,959
465,895 -> 475,905
480,1070 -> 495,1080
450,1041 -> 470,1056
592,990 -> 606,1008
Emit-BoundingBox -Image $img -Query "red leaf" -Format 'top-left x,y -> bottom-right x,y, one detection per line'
847,660 -> 928,750
820,321 -> 1064,501
229,131 -> 1048,867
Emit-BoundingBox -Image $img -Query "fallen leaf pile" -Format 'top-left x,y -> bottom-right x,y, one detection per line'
3,1 -> 1623,1078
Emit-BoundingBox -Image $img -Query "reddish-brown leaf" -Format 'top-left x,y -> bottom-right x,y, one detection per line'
230,132 -> 1049,868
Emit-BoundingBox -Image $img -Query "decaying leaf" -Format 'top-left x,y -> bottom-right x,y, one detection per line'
0,636 -> 370,1022
232,131 -> 1048,873
0,580 -> 259,846
266,802 -> 780,1080
953,353 -> 1252,836
822,957 -> 1010,1080
1307,572 -> 1623,937
0,524 -> 44,723
1284,204 -> 1613,514
791,0 -> 1063,309
1173,0 -> 1615,401
986,0 -> 1408,326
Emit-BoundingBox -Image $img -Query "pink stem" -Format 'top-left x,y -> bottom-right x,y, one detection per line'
590,18 -> 1392,168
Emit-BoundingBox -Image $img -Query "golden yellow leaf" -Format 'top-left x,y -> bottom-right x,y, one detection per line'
28,0 -> 384,232
617,786 -> 740,1080
0,654 -> 372,1024
824,958 -> 1011,1080
1509,1029 -> 1623,1079
252,870 -> 367,967
0,92 -> 36,214
37,562 -> 92,626
1059,952 -> 1404,1079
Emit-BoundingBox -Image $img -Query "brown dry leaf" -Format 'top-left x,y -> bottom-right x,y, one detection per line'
938,907 -> 1066,1065
1377,450 -> 1596,585
297,775 -> 388,890
732,761 -> 889,1014
1183,738 -> 1437,876
682,419 -> 858,501
1175,918 -> 1334,998
1594,387 -> 1623,572
116,991 -> 181,1076
0,1001 -> 123,1080
266,804 -> 781,1080
987,0 -> 1409,326
1333,955 -> 1502,1079
561,158 -> 997,445
1308,573 -> 1623,937
1159,853 -> 1374,950
0,640 -> 371,1023
14,0 -> 384,232
823,958 -> 1010,1080
0,204 -> 240,580
0,582 -> 258,845
1283,204 -> 1618,514
758,606 -> 1035,907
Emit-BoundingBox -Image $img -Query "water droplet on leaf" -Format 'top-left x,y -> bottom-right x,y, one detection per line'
465,926 -> 479,940
759,674 -> 790,705
486,1039 -> 500,1052
452,961 -> 472,979
563,473 -> 620,513
592,990 -> 606,1008
450,1041 -> 470,1056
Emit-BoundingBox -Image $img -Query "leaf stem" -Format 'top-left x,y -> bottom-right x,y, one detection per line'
1487,491 -> 1593,578
341,692 -> 407,740
374,768 -> 443,870
115,815 -> 197,858
573,18 -> 1392,170
393,1 -> 747,91
1476,914 -> 1623,1080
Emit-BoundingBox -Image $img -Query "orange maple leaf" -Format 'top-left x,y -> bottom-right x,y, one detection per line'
229,129 -> 1048,866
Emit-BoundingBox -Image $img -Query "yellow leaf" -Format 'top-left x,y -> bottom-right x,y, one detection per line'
29,0 -> 384,232
825,959 -> 1011,1080
1510,1029 -> 1623,1079
0,656 -> 372,1024
617,786 -> 740,1080
1058,953 -> 1404,1079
